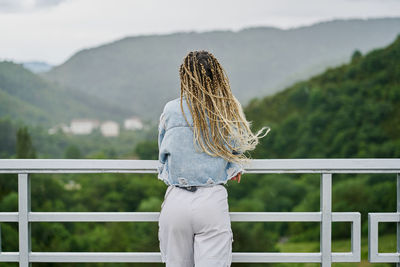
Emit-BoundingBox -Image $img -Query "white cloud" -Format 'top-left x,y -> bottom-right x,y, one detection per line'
0,0 -> 69,13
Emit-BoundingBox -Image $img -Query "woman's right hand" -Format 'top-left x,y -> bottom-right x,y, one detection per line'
231,172 -> 242,183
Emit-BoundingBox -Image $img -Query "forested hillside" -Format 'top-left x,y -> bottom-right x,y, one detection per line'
232,33 -> 400,249
43,17 -> 400,121
245,34 -> 400,160
0,61 -> 131,127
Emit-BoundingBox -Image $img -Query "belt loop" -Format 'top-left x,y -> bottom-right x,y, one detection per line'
176,185 -> 198,192
186,186 -> 197,192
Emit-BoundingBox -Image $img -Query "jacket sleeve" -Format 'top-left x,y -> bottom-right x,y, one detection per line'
158,111 -> 167,164
226,140 -> 245,180
226,160 -> 245,180
157,107 -> 172,185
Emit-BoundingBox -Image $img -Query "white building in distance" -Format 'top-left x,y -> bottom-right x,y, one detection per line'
124,116 -> 143,130
48,123 -> 71,135
70,119 -> 100,135
101,121 -> 120,137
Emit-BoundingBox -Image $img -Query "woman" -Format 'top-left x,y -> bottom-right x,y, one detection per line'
157,50 -> 270,267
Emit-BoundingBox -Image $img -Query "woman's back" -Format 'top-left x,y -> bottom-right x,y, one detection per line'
157,96 -> 244,187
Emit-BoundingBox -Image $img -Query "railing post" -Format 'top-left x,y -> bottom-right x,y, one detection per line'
397,173 -> 400,267
18,173 -> 32,267
320,173 -> 332,267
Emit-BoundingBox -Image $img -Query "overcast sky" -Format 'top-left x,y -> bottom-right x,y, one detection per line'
1,0 -> 400,65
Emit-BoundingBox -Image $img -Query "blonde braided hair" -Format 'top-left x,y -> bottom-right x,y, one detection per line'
179,50 -> 270,165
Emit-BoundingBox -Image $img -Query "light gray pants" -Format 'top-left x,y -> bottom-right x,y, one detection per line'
158,185 -> 233,267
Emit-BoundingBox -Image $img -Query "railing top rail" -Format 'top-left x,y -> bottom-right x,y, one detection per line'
0,158 -> 399,173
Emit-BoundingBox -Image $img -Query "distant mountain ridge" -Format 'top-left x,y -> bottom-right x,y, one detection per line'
0,61 -> 131,127
22,61 -> 53,73
42,17 -> 400,121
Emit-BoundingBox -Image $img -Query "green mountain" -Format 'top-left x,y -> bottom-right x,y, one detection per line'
0,61 -> 131,127
43,17 -> 400,121
245,34 -> 400,159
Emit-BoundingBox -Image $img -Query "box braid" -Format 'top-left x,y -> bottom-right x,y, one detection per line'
179,50 -> 270,165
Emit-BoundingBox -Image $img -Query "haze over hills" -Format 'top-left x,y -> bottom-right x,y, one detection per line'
0,61 -> 131,127
42,17 -> 400,121
22,61 -> 53,73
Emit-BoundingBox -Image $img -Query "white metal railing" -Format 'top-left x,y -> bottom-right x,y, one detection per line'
0,158 -> 399,267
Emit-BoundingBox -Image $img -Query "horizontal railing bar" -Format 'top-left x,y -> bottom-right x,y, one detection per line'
0,251 -> 365,263
29,212 -> 161,222
332,212 -> 360,221
233,252 -> 321,263
30,252 -> 161,263
231,212 -> 321,222
369,212 -> 400,222
0,212 -> 18,222
22,211 -> 360,222
2,170 -> 397,174
332,252 -> 358,262
28,252 -> 323,263
0,170 -> 157,174
0,252 -> 19,262
0,159 -> 399,173
370,253 -> 400,263
14,251 -> 366,263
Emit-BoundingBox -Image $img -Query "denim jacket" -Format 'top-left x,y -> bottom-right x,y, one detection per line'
157,96 -> 245,187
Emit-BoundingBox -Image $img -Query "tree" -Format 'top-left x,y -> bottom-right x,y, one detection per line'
64,144 -> 82,159
0,116 -> 16,157
16,126 -> 37,158
351,49 -> 362,63
134,140 -> 158,160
